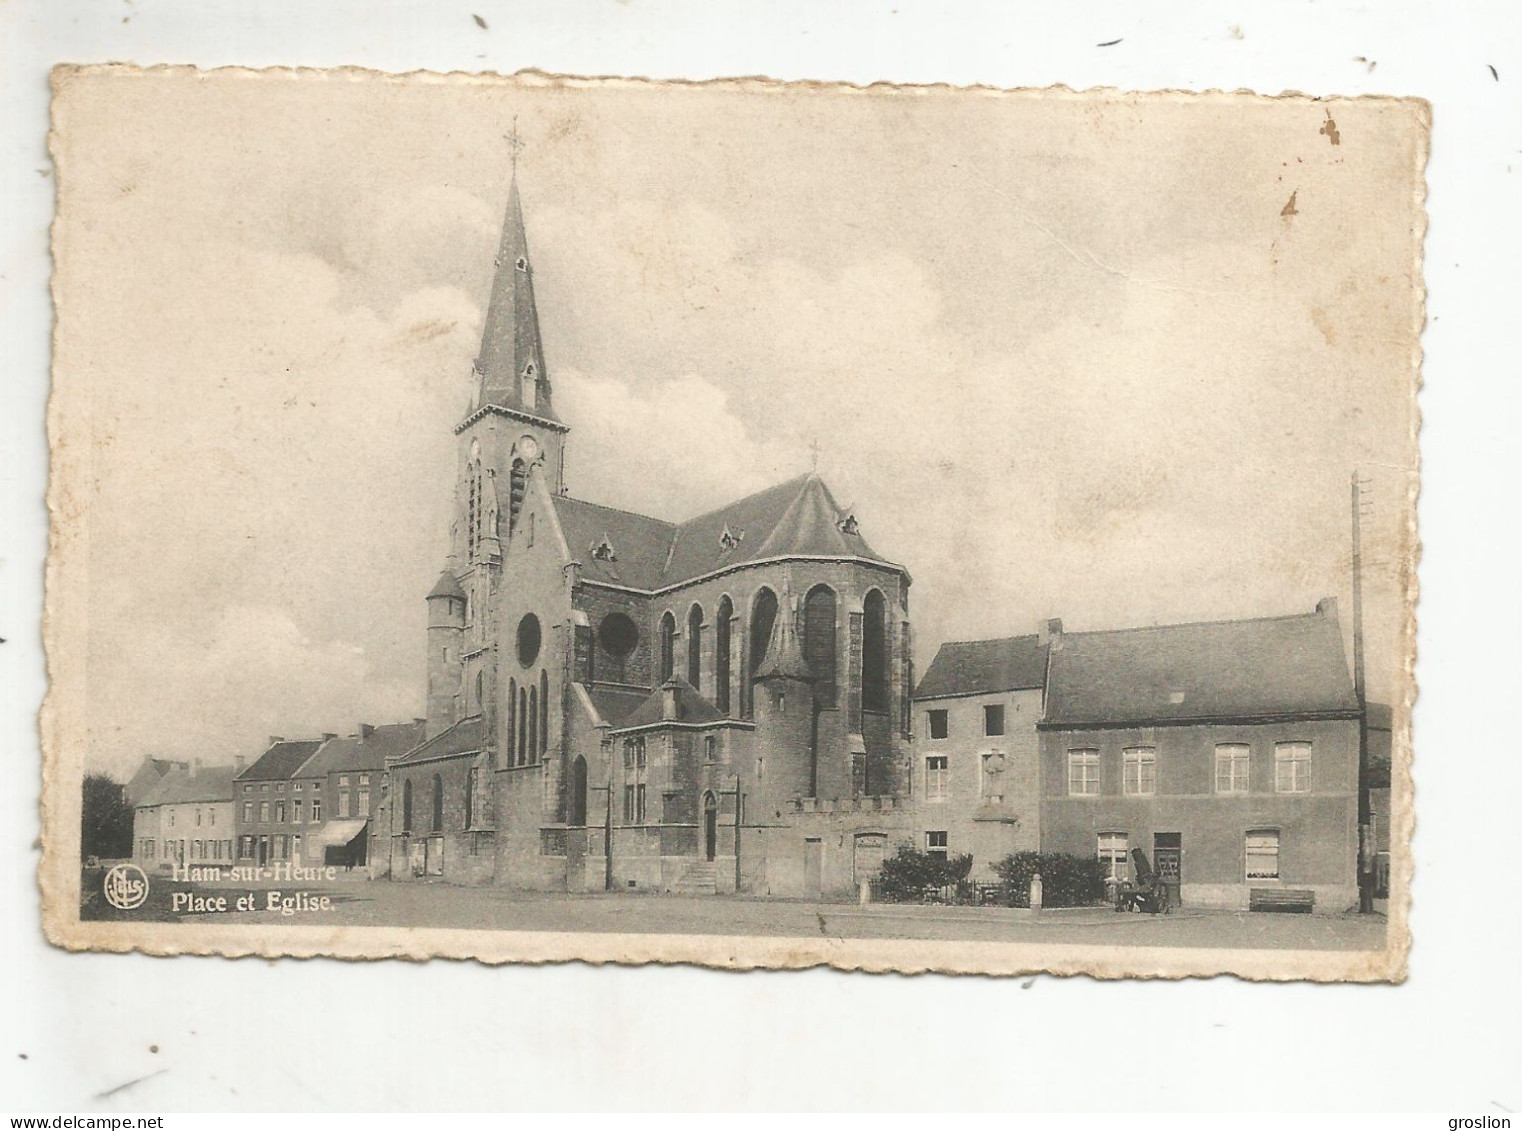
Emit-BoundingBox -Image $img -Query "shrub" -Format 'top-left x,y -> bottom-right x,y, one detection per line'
992,851 -> 1108,908
875,845 -> 975,903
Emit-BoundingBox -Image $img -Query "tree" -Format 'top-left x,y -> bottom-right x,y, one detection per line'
81,773 -> 133,860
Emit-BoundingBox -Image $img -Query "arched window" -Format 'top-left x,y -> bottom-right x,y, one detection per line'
464,768 -> 475,829
518,685 -> 528,766
804,584 -> 838,708
659,612 -> 677,682
569,756 -> 588,827
539,669 -> 549,758
430,773 -> 443,832
528,683 -> 538,761
475,669 -> 485,715
747,587 -> 779,718
715,596 -> 733,714
402,779 -> 413,832
862,589 -> 889,712
507,677 -> 517,762
686,604 -> 705,690
509,459 -> 527,532
467,461 -> 481,557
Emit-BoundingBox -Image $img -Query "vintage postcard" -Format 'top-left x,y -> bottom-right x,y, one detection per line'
42,67 -> 1425,979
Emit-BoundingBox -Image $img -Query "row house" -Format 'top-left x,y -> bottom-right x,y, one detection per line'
912,599 -> 1364,911
131,761 -> 238,870
233,737 -> 323,866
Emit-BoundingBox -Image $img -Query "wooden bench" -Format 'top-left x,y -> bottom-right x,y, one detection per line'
1249,887 -> 1315,914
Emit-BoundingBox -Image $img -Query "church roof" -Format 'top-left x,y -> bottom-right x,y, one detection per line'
427,570 -> 466,601
583,686 -> 654,729
1041,604 -> 1358,729
915,635 -> 1050,700
554,474 -> 899,593
551,496 -> 677,590
392,714 -> 487,765
473,175 -> 558,423
612,678 -> 727,731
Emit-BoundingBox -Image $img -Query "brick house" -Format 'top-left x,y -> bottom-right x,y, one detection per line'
909,630 -> 1051,878
233,737 -> 322,867
296,721 -> 425,871
1037,600 -> 1361,910
132,762 -> 237,871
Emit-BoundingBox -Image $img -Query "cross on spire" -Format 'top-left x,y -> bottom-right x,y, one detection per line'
809,437 -> 821,472
506,116 -> 525,174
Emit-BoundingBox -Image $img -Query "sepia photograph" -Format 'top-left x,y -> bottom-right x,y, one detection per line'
43,67 -> 1423,980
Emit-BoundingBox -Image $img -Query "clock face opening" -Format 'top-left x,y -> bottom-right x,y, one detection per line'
518,435 -> 540,461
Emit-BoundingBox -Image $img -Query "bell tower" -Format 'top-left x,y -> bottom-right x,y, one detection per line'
427,134 -> 571,742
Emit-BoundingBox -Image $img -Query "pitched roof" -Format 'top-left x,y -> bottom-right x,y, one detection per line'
583,686 -> 653,729
236,739 -> 323,782
551,495 -> 676,590
661,474 -> 891,587
1041,606 -> 1358,728
300,721 -> 427,777
392,714 -> 487,765
140,765 -> 238,807
754,598 -> 812,682
914,635 -> 1050,699
473,175 -> 558,422
613,678 -> 726,731
555,474 -> 900,593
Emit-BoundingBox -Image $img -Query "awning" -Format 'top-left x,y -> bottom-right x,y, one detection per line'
306,819 -> 368,849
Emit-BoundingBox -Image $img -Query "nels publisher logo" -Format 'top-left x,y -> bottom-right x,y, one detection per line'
103,862 -> 149,910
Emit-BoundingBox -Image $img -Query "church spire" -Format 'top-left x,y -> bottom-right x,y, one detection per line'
473,152 -> 558,422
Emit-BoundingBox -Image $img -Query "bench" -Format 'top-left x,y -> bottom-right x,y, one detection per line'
1249,887 -> 1315,914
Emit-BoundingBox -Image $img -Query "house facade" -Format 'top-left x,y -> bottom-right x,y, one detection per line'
132,763 -> 237,871
233,738 -> 322,867
908,631 -> 1050,878
296,721 -> 425,871
1037,600 -> 1361,910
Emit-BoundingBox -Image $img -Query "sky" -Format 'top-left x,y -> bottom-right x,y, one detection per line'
50,71 -> 1425,780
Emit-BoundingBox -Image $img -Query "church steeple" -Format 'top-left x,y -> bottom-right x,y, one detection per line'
473,170 -> 558,423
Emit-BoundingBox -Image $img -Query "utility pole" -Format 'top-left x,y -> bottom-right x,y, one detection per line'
1351,471 -> 1374,913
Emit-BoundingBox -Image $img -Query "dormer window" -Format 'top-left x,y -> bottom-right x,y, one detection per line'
524,361 -> 537,378
836,512 -> 860,536
515,256 -> 528,271
718,524 -> 745,553
591,536 -> 618,562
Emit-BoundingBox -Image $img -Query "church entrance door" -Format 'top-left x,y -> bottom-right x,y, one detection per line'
703,792 -> 718,861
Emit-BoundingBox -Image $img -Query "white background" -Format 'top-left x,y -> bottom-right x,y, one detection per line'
2,0 -> 1518,1113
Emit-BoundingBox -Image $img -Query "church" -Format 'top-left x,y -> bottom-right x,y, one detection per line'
378,163 -> 925,896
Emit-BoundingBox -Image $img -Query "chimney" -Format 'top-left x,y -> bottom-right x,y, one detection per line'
359,723 -> 375,739
268,736 -> 285,747
188,757 -> 201,778
413,717 -> 425,726
1316,596 -> 1339,620
234,755 -> 246,775
1038,618 -> 1064,646
661,677 -> 681,722
322,732 -> 337,742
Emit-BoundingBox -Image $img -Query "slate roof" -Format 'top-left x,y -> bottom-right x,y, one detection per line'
474,176 -> 559,422
1041,607 -> 1358,728
236,740 -> 324,782
914,635 -> 1050,700
554,473 -> 899,593
612,678 -> 727,731
300,721 -> 427,778
392,715 -> 487,765
140,765 -> 238,807
552,496 -> 676,590
584,687 -> 653,729
427,570 -> 466,601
